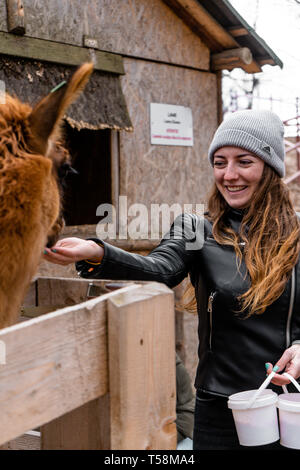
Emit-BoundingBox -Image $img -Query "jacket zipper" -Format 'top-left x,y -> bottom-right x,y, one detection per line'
208,291 -> 216,350
206,268 -> 295,352
286,267 -> 296,348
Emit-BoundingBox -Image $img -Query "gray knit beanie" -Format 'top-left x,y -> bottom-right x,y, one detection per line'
208,109 -> 285,177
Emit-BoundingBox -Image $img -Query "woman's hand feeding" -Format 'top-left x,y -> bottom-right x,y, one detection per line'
43,237 -> 104,265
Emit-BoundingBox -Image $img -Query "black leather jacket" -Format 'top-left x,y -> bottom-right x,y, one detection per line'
76,208 -> 300,397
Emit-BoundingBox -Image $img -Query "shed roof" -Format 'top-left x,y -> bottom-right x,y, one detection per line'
0,57 -> 133,132
163,0 -> 283,73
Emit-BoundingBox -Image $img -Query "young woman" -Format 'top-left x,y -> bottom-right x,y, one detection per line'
44,110 -> 300,450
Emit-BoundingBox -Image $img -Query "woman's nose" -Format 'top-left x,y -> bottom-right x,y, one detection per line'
223,164 -> 239,180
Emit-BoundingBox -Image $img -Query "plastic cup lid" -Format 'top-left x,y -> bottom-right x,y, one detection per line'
277,393 -> 300,412
228,389 -> 278,410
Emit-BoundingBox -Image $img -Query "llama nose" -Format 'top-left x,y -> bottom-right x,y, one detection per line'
68,166 -> 79,175
46,216 -> 65,248
46,234 -> 59,248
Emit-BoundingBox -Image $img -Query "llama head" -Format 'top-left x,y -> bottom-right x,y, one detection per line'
0,63 -> 93,327
1,63 -> 93,249
27,63 -> 93,246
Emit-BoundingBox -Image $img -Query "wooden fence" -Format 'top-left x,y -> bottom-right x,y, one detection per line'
0,277 -> 177,450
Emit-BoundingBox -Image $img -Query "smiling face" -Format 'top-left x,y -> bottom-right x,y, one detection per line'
213,146 -> 265,210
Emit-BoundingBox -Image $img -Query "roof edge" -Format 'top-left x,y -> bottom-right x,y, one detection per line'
221,0 -> 283,69
163,0 -> 283,72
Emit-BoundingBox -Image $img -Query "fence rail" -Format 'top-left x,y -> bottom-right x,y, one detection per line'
0,277 -> 176,450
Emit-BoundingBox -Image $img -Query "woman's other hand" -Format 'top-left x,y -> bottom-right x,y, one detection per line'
43,237 -> 104,265
266,344 -> 300,385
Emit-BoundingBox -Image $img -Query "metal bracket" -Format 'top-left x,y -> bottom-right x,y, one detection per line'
83,35 -> 99,49
6,0 -> 26,35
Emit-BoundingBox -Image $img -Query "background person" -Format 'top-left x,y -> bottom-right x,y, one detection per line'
175,353 -> 195,449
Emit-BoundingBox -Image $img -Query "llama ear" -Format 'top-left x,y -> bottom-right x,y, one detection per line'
27,63 -> 93,154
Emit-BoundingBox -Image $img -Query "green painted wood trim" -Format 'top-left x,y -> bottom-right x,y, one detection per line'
0,31 -> 125,74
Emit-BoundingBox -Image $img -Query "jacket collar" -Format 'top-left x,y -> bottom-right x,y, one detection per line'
226,207 -> 245,221
225,207 -> 247,234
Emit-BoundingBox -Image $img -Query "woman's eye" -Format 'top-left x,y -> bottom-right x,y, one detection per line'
239,160 -> 252,165
213,161 -> 225,167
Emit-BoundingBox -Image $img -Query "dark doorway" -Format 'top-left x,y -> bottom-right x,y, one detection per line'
62,124 -> 112,226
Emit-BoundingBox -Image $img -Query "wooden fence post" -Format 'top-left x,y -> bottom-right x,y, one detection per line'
40,282 -> 139,450
42,282 -> 177,450
107,282 -> 177,450
0,279 -> 176,450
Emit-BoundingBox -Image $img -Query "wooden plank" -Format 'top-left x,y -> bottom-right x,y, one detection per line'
41,394 -> 111,450
0,31 -> 124,74
228,26 -> 249,37
216,70 -> 223,125
240,60 -> 262,74
1,431 -> 40,450
22,279 -> 37,307
107,282 -> 177,450
36,277 -> 106,307
41,282 -> 176,450
258,58 -> 277,66
163,0 -> 238,51
38,277 -> 115,450
35,277 -> 137,310
5,0 -> 25,35
211,47 -> 253,71
163,0 -> 262,73
19,278 -> 139,322
0,289 -> 122,445
110,130 -> 120,234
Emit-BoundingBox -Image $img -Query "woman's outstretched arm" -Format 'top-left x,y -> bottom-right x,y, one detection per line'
43,213 -> 202,288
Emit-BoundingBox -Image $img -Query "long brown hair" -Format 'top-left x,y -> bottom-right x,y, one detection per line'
182,165 -> 300,317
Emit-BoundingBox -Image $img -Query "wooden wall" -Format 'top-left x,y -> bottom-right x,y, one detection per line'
120,57 -> 217,208
0,0 -> 209,70
1,0 -> 217,213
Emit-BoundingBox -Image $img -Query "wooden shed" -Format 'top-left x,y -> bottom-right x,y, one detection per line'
1,0 -> 282,377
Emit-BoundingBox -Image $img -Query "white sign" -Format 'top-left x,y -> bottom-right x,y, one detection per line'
150,103 -> 193,147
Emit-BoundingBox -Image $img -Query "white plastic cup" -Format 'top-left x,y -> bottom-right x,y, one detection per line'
277,393 -> 300,449
228,389 -> 279,446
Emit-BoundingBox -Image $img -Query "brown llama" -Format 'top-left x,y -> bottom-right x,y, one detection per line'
0,63 -> 93,328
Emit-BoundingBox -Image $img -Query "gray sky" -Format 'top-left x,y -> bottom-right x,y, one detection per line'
224,0 -> 300,135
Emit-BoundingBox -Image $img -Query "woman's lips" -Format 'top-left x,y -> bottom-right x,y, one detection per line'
226,185 -> 248,193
